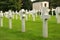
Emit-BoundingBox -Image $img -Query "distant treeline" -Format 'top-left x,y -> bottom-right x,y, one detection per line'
0,0 -> 22,11
0,0 -> 60,11
22,0 -> 60,10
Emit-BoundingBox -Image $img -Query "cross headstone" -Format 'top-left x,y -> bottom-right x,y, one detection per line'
51,8 -> 55,16
41,7 -> 50,38
21,9 -> 26,32
8,10 -> 12,29
55,7 -> 60,23
0,11 -> 3,27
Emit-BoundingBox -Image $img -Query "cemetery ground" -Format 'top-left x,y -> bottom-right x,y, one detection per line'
0,15 -> 60,40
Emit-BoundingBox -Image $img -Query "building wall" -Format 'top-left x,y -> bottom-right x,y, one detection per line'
33,2 -> 42,10
32,1 -> 49,10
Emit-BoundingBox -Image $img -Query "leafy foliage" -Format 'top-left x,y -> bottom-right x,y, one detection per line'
22,0 -> 32,10
0,0 -> 22,11
0,0 -> 60,11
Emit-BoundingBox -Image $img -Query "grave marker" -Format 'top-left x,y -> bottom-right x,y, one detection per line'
51,8 -> 55,16
0,11 -> 3,27
55,7 -> 60,23
21,9 -> 26,32
41,7 -> 50,38
8,10 -> 12,29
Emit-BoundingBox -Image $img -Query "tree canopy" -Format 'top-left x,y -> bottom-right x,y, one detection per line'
0,0 -> 22,11
0,0 -> 60,11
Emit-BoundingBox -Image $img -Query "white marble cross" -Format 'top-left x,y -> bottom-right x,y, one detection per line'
55,7 -> 60,23
0,11 -> 3,27
41,7 -> 50,38
8,10 -> 12,29
20,9 -> 26,32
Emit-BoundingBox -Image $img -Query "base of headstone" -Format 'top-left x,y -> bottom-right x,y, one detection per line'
9,19 -> 12,29
43,20 -> 48,38
22,18 -> 25,32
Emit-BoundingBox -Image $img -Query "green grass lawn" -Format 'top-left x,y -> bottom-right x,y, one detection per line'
0,15 -> 60,40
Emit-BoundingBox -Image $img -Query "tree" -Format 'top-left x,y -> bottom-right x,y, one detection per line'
0,0 -> 22,11
22,0 -> 32,10
13,0 -> 22,11
8,0 -> 22,11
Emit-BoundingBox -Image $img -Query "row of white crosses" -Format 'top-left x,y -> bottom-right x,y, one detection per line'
0,7 -> 60,38
0,10 -> 13,29
0,10 -> 26,32
0,9 -> 51,34
4,10 -> 13,29
14,9 -> 36,21
0,8 -> 51,38
4,9 -> 26,32
51,8 -> 55,16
